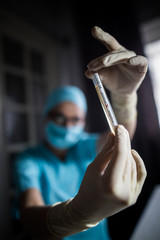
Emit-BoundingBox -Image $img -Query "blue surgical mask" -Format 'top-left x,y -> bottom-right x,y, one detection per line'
45,122 -> 84,149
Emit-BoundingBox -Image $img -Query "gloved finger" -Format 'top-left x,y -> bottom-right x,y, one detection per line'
118,125 -> 132,184
128,55 -> 148,73
87,50 -> 136,73
91,132 -> 115,173
122,136 -> 132,183
92,26 -> 125,52
130,155 -> 137,193
104,125 -> 131,181
131,149 -> 147,194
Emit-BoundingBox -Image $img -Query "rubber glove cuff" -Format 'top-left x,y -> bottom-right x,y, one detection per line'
46,199 -> 98,239
111,92 -> 138,123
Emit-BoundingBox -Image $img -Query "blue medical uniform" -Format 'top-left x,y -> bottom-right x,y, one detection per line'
13,132 -> 111,240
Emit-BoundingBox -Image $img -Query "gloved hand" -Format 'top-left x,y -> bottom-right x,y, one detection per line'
47,125 -> 147,239
69,125 -> 147,225
85,26 -> 148,96
85,26 -> 148,128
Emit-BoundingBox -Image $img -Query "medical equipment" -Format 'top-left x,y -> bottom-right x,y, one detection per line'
92,73 -> 118,134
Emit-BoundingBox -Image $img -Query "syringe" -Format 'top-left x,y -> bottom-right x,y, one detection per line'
92,73 -> 118,134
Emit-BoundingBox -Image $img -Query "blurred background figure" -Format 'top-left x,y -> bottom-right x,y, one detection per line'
0,1 -> 160,239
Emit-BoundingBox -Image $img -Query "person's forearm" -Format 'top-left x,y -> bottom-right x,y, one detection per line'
20,201 -> 92,240
20,126 -> 146,240
111,92 -> 138,139
46,199 -> 98,239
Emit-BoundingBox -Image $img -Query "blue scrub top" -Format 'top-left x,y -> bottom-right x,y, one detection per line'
13,132 -> 111,240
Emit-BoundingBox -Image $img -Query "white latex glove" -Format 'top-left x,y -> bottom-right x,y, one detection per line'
47,125 -> 147,238
69,125 -> 147,225
85,26 -> 148,96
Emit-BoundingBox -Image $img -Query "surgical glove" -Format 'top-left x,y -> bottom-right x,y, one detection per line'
70,125 -> 146,224
46,125 -> 147,238
85,26 -> 148,123
86,26 -> 148,96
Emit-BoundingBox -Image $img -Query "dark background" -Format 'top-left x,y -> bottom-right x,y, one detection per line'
1,1 -> 160,239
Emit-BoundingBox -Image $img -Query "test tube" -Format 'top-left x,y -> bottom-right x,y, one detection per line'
92,73 -> 118,134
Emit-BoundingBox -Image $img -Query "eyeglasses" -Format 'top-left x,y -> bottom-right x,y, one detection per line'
49,113 -> 85,126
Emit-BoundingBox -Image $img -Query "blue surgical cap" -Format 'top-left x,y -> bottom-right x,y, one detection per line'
43,85 -> 87,116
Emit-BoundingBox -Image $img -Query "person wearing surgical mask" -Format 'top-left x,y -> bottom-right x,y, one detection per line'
13,26 -> 147,240
44,86 -> 87,156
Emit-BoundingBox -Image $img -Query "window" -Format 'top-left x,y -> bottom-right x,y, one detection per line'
144,40 -> 160,126
5,72 -> 26,104
30,49 -> 45,74
0,11 -> 58,186
5,111 -> 29,143
140,17 -> 160,127
2,36 -> 24,68
2,38 -> 47,147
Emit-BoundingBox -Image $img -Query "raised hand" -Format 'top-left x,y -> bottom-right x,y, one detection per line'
85,26 -> 148,96
71,125 -> 147,224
